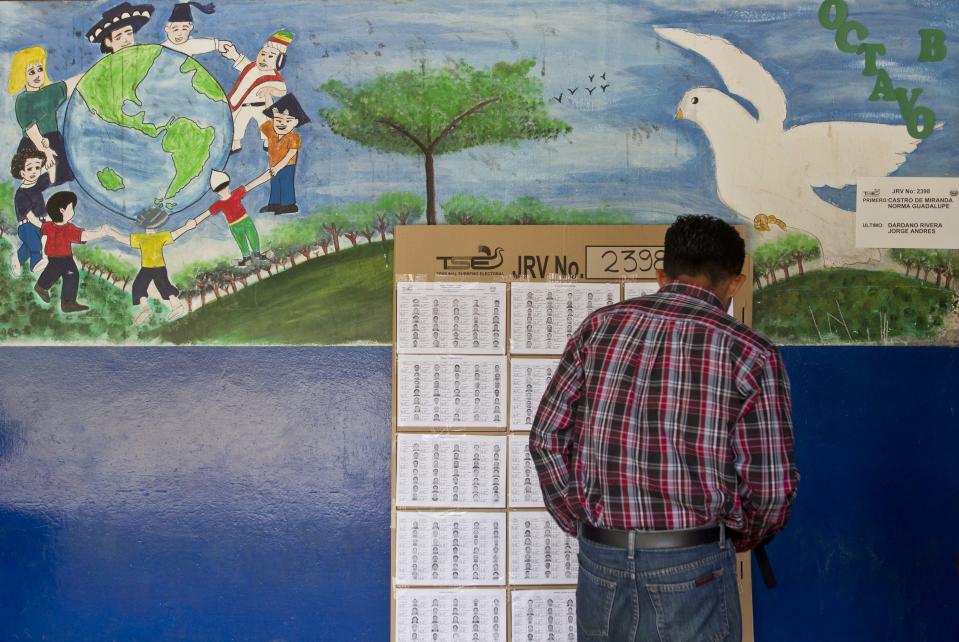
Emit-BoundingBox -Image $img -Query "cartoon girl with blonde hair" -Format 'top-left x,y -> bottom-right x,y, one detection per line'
7,46 -> 82,186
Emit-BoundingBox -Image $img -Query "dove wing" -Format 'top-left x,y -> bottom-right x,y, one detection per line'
655,27 -> 787,129
784,121 -> 924,188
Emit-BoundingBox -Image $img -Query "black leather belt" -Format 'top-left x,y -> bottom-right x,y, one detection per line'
581,523 -> 721,549
242,101 -> 267,107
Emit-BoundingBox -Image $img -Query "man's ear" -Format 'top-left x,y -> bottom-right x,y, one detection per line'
656,269 -> 670,288
724,273 -> 747,300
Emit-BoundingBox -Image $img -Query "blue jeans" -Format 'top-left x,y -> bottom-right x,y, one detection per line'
576,529 -> 741,642
17,222 -> 43,270
268,165 -> 296,206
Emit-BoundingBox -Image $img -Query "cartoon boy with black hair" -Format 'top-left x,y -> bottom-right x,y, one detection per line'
9,148 -> 52,276
259,93 -> 309,214
35,191 -> 119,312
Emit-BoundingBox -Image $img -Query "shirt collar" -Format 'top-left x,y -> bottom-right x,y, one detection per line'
659,281 -> 725,311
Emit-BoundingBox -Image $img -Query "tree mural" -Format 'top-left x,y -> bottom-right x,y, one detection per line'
321,59 -> 571,224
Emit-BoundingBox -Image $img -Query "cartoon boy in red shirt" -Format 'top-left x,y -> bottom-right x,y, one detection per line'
35,191 -> 118,312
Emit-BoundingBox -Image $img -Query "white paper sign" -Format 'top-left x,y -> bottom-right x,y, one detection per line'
857,177 -> 959,248
395,588 -> 506,642
396,283 -> 506,354
508,511 -> 578,585
508,435 -> 545,508
509,358 -> 560,431
396,356 -> 507,428
511,282 -> 621,354
396,435 -> 506,508
623,281 -> 660,299
625,281 -> 734,316
395,512 -> 506,586
511,589 -> 577,642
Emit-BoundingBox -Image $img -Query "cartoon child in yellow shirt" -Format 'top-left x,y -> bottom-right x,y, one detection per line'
106,211 -> 198,324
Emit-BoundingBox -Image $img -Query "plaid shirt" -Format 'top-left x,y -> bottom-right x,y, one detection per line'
530,282 -> 799,551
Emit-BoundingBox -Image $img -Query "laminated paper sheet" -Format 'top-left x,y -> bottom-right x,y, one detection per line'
624,281 -> 734,315
394,588 -> 507,642
508,511 -> 578,585
510,282 -> 621,354
396,434 -> 506,508
511,589 -> 577,642
396,282 -> 506,354
508,358 -> 560,431
396,356 -> 507,428
508,434 -> 545,508
395,512 -> 506,586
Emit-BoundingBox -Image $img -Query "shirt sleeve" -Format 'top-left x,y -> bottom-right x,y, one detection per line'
37,174 -> 51,192
51,81 -> 67,108
235,185 -> 247,200
233,55 -> 252,72
40,221 -> 52,237
729,348 -> 800,551
130,234 -> 141,249
161,231 -> 174,246
529,331 -> 588,536
14,192 -> 28,221
68,224 -> 84,245
289,131 -> 301,150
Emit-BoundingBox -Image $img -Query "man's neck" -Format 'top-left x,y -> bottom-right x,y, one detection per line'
20,178 -> 38,189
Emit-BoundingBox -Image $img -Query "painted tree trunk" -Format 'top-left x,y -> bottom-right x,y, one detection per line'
324,225 -> 341,252
795,254 -> 805,275
424,153 -> 437,225
782,264 -> 790,279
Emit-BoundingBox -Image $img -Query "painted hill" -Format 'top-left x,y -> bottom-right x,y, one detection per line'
753,268 -> 957,344
159,241 -> 394,345
0,238 -> 165,343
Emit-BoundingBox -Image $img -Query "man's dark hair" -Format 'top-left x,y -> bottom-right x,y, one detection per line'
46,191 -> 78,222
663,214 -> 745,285
10,149 -> 48,179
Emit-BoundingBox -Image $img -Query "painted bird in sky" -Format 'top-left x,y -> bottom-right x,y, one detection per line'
655,27 -> 931,266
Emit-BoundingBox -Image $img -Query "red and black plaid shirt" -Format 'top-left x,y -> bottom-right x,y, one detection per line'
530,282 -> 799,551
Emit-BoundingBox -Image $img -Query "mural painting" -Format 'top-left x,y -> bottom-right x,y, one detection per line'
0,0 -> 955,345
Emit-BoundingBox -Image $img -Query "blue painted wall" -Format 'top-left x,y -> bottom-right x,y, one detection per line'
1,346 -> 957,641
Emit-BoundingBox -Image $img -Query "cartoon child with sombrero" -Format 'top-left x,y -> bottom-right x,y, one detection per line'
85,2 -> 155,55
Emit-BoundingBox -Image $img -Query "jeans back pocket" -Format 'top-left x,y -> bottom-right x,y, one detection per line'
645,567 -> 730,642
576,562 -> 618,638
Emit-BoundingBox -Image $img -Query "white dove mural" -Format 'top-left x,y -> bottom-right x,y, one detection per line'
655,27 -> 929,267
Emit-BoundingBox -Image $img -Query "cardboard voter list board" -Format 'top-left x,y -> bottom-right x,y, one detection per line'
390,226 -> 755,642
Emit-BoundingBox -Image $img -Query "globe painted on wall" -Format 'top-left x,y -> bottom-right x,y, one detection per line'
64,45 -> 232,224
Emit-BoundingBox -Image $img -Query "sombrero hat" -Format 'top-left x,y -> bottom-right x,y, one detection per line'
86,3 -> 155,44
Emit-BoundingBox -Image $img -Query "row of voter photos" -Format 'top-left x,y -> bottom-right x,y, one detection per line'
396,281 -> 632,356
394,511 -> 578,587
395,434 -> 544,508
395,356 -> 561,430
393,588 -> 575,642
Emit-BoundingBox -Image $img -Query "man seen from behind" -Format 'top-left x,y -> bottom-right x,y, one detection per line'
530,214 -> 799,642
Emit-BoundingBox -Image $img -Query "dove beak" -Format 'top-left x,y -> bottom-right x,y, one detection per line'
675,109 -> 684,120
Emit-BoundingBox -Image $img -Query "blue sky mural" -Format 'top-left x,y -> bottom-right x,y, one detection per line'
0,0 -> 956,345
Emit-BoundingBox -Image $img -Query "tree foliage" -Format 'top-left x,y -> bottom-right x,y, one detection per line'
0,181 -> 16,238
321,59 -> 571,223
441,193 -> 633,225
74,246 -> 138,288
